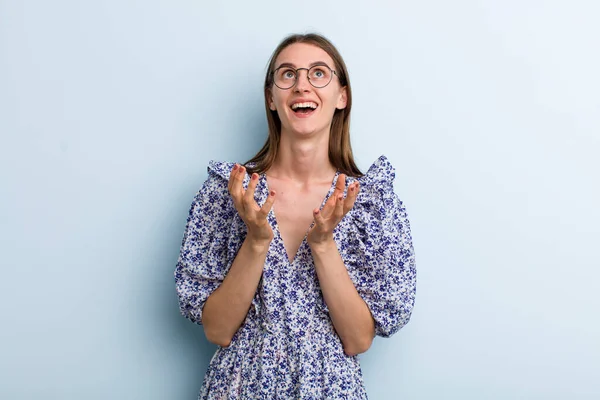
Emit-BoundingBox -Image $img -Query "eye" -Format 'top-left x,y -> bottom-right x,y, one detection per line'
281,69 -> 296,80
310,67 -> 329,80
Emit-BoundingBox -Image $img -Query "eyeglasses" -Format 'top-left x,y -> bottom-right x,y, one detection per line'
272,64 -> 338,90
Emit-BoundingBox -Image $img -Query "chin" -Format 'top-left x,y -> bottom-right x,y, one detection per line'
286,120 -> 328,137
288,126 -> 323,138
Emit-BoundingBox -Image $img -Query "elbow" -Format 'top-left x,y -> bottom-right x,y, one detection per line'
201,316 -> 233,348
204,327 -> 233,348
200,300 -> 234,347
342,316 -> 376,356
343,335 -> 374,357
210,337 -> 232,348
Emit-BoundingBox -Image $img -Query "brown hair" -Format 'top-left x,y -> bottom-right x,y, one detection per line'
244,33 -> 362,177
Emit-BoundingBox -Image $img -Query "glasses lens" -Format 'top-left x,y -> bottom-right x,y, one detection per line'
273,66 -> 334,89
308,65 -> 332,88
274,67 -> 296,89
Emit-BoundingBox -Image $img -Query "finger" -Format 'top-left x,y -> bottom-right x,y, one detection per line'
258,190 -> 276,219
231,164 -> 246,192
343,182 -> 360,214
229,164 -> 245,208
334,174 -> 346,197
227,164 -> 239,193
320,192 -> 337,218
244,172 -> 260,210
322,174 -> 346,218
334,193 -> 344,220
233,166 -> 248,206
313,207 -> 325,226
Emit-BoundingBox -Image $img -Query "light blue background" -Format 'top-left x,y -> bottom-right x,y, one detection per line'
1,1 -> 599,399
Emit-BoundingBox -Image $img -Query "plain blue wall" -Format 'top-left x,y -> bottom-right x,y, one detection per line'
1,1 -> 599,399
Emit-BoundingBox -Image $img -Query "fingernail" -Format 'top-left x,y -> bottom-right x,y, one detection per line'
338,195 -> 343,200
239,167 -> 245,173
252,173 -> 258,180
350,186 -> 355,192
270,190 -> 275,196
233,164 -> 238,171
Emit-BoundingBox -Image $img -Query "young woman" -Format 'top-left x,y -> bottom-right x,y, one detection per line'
175,33 -> 417,399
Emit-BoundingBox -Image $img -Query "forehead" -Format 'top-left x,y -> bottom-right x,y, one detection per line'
275,42 -> 335,68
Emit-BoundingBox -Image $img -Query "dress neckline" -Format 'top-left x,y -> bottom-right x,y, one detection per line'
261,170 -> 341,265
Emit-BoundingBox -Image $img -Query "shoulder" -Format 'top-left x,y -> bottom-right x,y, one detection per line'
206,160 -> 236,181
346,154 -> 404,223
353,154 -> 396,193
190,160 -> 237,206
185,160 -> 239,223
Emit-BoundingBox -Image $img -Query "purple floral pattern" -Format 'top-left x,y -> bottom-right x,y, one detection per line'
174,155 -> 417,399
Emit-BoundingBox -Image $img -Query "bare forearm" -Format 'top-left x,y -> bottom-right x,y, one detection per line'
311,239 -> 375,356
202,237 -> 270,346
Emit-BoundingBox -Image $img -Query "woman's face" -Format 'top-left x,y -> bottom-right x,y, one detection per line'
268,42 -> 347,139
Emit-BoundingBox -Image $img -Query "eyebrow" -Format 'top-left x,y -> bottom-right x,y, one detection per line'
275,61 -> 331,70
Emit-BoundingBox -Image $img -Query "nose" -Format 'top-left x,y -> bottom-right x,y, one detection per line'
294,69 -> 311,92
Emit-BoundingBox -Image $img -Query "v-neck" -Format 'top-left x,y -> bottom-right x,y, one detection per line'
262,171 -> 340,265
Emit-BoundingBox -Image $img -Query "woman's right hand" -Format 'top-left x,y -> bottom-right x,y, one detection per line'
228,164 -> 275,246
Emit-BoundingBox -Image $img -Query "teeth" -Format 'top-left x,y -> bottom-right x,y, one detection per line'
291,102 -> 317,110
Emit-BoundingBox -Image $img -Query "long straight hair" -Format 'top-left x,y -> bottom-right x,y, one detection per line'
244,33 -> 362,177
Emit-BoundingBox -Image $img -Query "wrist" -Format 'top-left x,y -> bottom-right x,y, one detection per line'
245,234 -> 272,253
308,236 -> 337,255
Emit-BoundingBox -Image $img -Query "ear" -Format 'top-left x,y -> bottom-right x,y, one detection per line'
267,90 -> 276,111
336,87 -> 348,110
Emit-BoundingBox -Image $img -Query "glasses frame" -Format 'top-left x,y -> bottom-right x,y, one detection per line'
272,64 -> 338,90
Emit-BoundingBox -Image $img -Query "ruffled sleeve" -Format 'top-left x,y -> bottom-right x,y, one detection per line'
174,160 -> 242,325
345,155 -> 417,337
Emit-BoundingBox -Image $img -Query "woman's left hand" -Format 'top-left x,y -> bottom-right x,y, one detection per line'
307,174 -> 360,246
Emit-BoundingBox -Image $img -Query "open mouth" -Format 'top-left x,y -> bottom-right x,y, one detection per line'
291,102 -> 318,115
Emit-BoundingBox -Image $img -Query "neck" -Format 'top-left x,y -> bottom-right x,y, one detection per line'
269,129 -> 336,183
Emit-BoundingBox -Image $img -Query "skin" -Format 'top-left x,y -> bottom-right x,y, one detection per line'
201,43 -> 376,356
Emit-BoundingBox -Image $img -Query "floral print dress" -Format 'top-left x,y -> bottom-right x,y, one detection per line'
174,155 -> 417,399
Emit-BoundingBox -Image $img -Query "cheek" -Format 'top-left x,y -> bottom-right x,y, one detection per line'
272,94 -> 288,110
320,88 -> 341,106
321,95 -> 340,112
